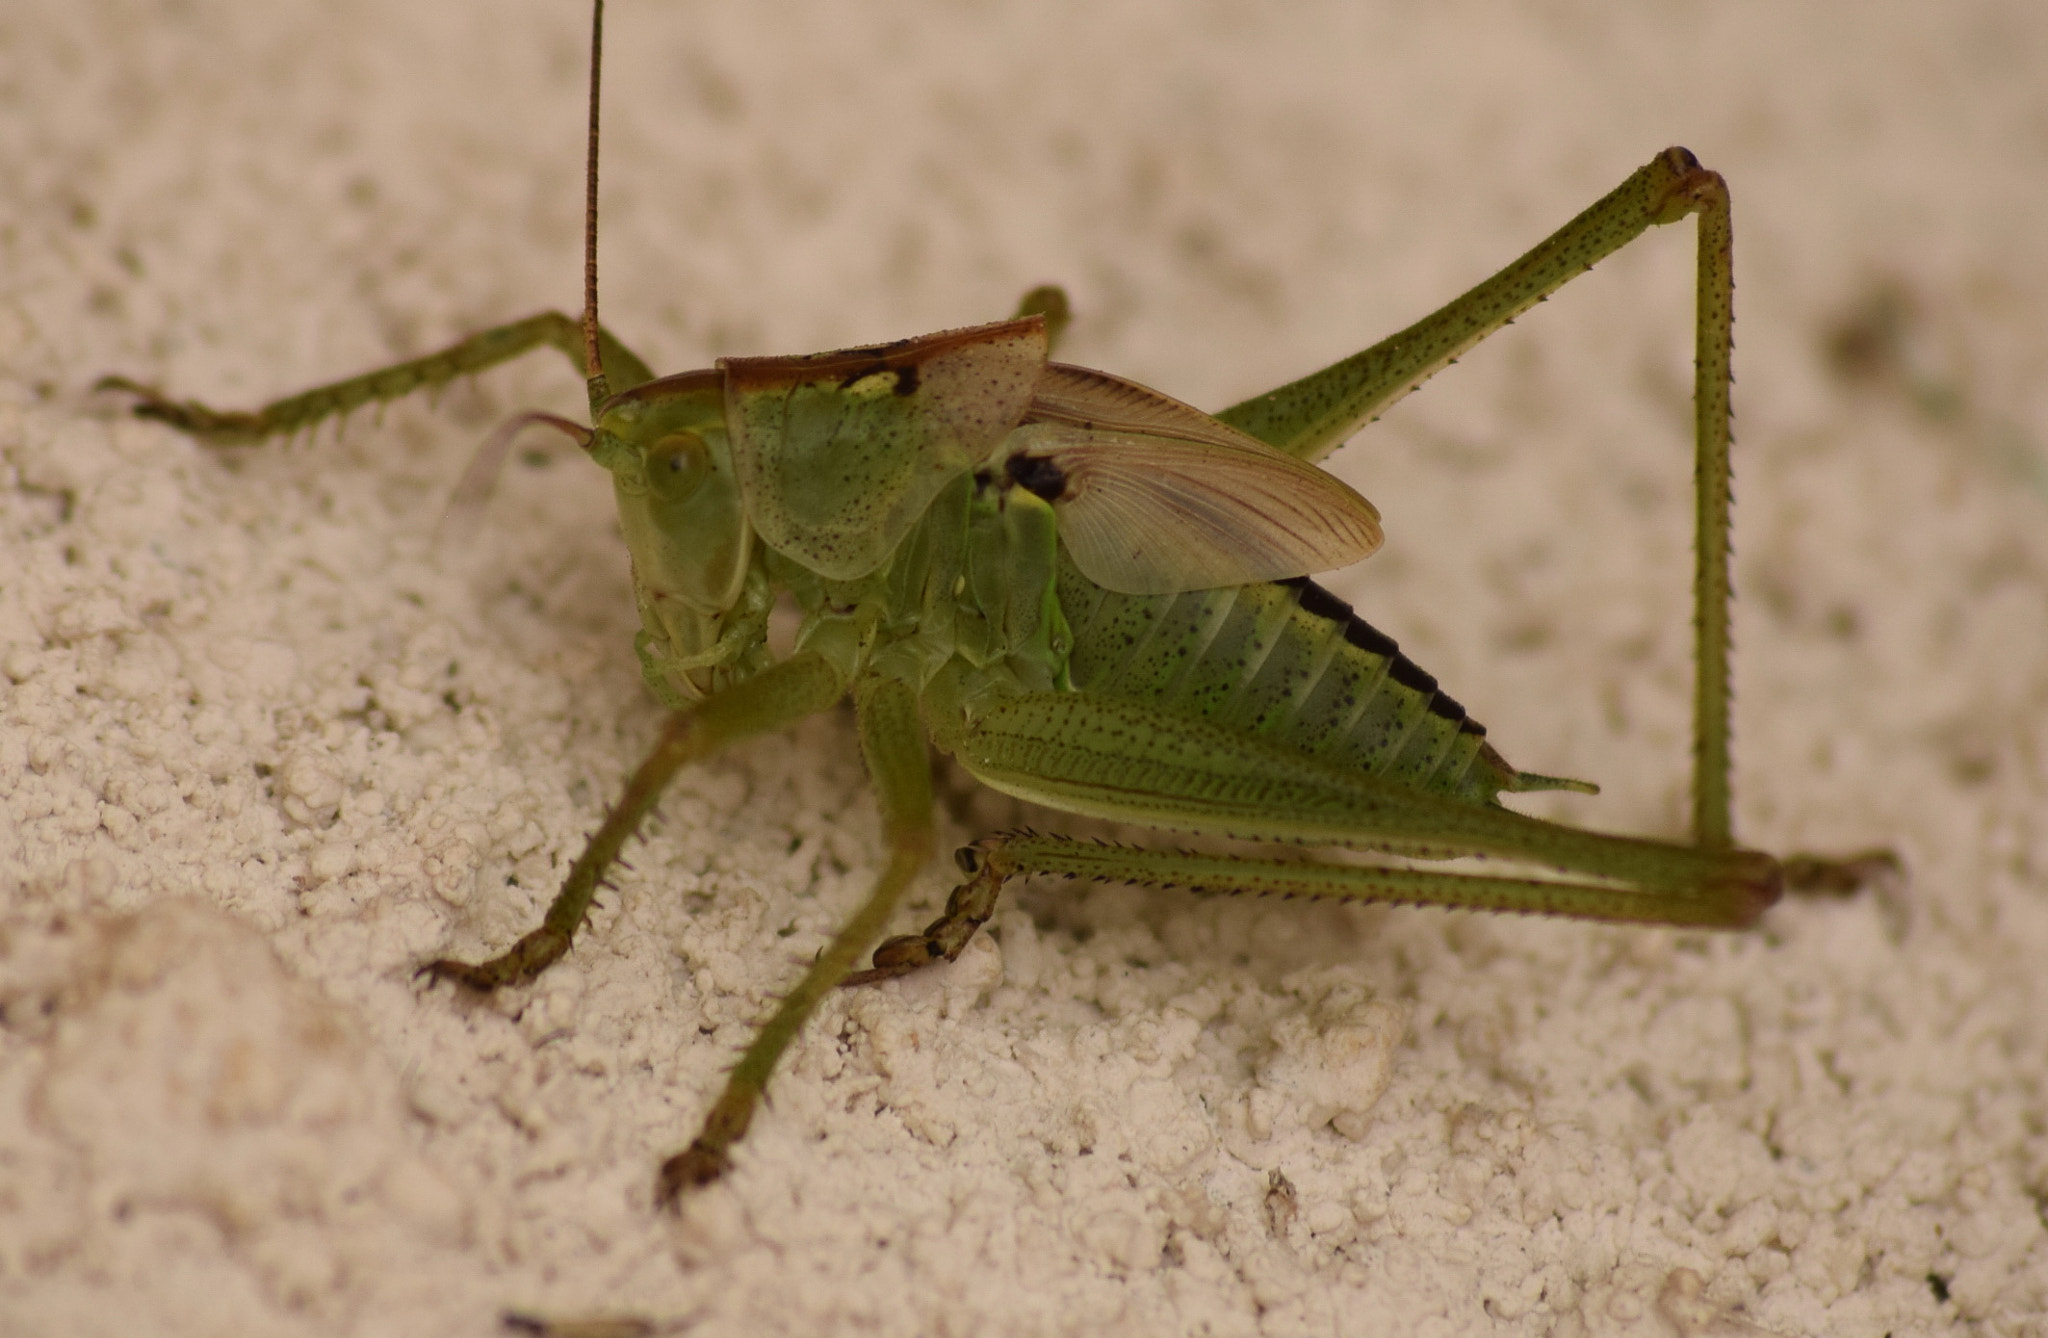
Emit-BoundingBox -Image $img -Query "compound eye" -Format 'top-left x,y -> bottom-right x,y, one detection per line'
647,431 -> 711,500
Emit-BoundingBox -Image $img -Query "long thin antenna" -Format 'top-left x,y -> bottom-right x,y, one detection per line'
580,0 -> 609,405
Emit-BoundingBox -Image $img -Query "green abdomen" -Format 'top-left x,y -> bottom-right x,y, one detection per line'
1055,556 -> 1530,806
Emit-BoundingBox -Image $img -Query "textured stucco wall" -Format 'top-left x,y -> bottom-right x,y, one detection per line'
2,2 -> 2045,1334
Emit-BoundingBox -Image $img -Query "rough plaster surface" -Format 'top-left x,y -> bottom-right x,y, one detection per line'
3,1 -> 2047,1334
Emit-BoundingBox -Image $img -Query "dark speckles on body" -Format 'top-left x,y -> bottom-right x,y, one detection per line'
837,334 -> 920,358
1059,561 -> 1514,803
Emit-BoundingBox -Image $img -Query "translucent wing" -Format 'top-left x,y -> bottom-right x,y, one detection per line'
999,414 -> 1383,595
721,317 -> 1047,580
1028,362 -> 1259,450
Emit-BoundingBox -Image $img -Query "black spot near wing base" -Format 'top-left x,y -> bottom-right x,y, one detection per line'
834,361 -> 920,396
1275,575 -> 1485,735
1006,453 -> 1070,502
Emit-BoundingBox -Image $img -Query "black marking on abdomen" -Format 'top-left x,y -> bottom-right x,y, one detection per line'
1275,575 -> 1481,732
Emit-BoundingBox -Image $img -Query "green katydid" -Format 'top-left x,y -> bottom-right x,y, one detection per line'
98,0 -> 1886,1209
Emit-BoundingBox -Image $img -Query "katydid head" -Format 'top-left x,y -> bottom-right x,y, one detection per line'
572,6 -> 752,701
589,372 -> 754,698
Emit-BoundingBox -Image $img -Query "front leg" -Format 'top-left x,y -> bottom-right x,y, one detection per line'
419,654 -> 844,992
656,676 -> 936,1205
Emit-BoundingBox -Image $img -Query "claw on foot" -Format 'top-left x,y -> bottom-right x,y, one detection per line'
657,1095 -> 756,1208
94,374 -> 264,441
1784,849 -> 1902,897
414,957 -> 505,992
413,927 -> 572,993
839,934 -> 939,988
655,1141 -> 731,1210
